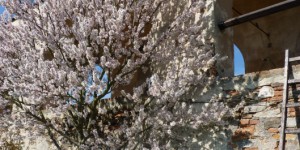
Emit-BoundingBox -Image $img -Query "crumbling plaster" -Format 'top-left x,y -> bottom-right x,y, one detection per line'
193,64 -> 300,150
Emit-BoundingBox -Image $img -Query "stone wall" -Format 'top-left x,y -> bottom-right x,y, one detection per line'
214,64 -> 300,150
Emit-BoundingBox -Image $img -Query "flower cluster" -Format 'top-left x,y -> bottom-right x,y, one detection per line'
0,0 -> 239,149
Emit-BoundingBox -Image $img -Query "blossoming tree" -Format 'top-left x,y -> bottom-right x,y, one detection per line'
0,0 -> 236,149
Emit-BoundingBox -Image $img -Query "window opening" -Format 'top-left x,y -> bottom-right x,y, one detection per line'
234,44 -> 245,76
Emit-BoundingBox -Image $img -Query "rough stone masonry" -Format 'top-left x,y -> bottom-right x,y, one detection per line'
211,64 -> 300,150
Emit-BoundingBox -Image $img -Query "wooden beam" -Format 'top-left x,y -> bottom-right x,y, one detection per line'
286,102 -> 300,108
219,0 -> 300,30
285,128 -> 300,134
289,56 -> 300,62
288,79 -> 300,84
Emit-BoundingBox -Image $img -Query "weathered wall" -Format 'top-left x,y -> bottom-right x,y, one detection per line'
214,0 -> 233,76
193,64 -> 300,150
152,0 -> 234,77
232,0 -> 300,73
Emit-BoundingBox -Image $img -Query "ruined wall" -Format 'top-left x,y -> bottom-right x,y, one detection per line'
197,64 -> 300,150
214,0 -> 233,76
151,0 -> 234,77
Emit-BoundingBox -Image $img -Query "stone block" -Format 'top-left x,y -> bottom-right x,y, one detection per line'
263,117 -> 281,129
244,105 -> 267,113
253,109 -> 280,118
258,86 -> 274,98
286,118 -> 299,128
286,140 -> 300,150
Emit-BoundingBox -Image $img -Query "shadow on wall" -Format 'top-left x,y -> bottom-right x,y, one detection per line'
180,72 -> 261,149
171,126 -> 231,149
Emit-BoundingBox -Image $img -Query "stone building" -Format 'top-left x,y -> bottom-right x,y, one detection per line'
206,0 -> 300,150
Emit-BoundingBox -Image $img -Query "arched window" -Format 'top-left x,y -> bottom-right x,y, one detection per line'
234,44 -> 245,76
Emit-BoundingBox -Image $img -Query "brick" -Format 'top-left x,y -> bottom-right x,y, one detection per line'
288,108 -> 296,117
268,128 -> 279,133
272,134 -> 296,140
288,111 -> 296,117
269,96 -> 282,102
273,87 -> 283,91
242,114 -> 253,119
261,96 -> 282,102
239,125 -> 255,134
249,119 -> 259,125
232,125 -> 255,141
240,119 -> 250,125
227,90 -> 239,96
272,134 -> 280,140
288,107 -> 296,112
244,147 -> 258,150
274,91 -> 283,96
287,111 -> 300,117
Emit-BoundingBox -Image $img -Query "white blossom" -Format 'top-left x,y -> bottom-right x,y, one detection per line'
0,0 -> 241,149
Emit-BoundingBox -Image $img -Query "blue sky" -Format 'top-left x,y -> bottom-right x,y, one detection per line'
234,44 -> 245,76
95,65 -> 111,99
0,6 -> 4,14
